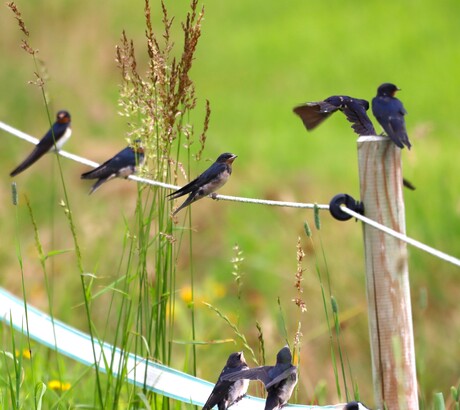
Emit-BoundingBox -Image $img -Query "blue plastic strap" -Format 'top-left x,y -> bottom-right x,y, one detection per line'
0,288 -> 342,409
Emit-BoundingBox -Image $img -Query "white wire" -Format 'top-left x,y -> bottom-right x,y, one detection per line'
0,120 -> 328,209
212,194 -> 329,210
0,120 -> 179,190
341,205 -> 460,267
2,119 -> 459,268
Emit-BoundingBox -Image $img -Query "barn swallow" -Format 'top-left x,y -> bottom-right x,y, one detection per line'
10,110 -> 72,177
344,401 -> 372,410
80,140 -> 145,194
203,351 -> 249,410
294,94 -> 415,190
293,96 -> 376,136
223,346 -> 297,410
372,83 -> 411,149
168,152 -> 237,216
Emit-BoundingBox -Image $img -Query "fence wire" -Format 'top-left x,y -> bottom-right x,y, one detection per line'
340,206 -> 460,267
1,120 -> 459,268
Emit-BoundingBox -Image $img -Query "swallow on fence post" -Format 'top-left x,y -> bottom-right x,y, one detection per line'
293,96 -> 376,136
372,83 -> 411,149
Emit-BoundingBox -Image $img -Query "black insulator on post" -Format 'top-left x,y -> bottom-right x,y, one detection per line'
329,193 -> 364,221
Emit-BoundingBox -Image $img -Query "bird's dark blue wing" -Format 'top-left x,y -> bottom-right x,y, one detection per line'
168,161 -> 226,199
293,102 -> 338,130
394,98 -> 407,115
10,122 -> 70,177
222,366 -> 272,385
202,381 -> 234,410
387,114 -> 410,149
81,147 -> 135,179
265,366 -> 297,389
341,99 -> 376,135
37,121 -> 69,150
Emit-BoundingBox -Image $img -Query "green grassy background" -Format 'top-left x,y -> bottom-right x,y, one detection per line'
1,0 -> 459,407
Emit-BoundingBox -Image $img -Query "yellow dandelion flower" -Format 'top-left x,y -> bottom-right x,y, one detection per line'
48,380 -> 71,391
15,349 -> 31,359
180,286 -> 193,304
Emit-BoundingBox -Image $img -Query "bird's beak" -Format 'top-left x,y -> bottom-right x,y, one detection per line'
228,154 -> 238,164
392,88 -> 401,97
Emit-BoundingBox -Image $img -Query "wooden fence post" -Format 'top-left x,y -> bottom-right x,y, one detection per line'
357,136 -> 418,410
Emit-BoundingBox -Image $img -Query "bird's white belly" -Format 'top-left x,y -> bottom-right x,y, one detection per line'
51,127 -> 72,152
117,166 -> 135,178
202,170 -> 230,194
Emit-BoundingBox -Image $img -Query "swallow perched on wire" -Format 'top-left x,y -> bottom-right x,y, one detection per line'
372,83 -> 411,149
80,140 -> 145,194
168,152 -> 237,216
293,96 -> 376,136
10,110 -> 72,177
223,346 -> 297,410
203,351 -> 249,410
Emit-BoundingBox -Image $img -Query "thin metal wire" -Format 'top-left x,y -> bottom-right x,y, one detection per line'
2,119 -> 459,268
341,205 -> 460,267
212,194 -> 329,210
0,120 -> 328,209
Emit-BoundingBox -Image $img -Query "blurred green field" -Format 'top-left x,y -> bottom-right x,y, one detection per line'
1,0 -> 459,408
